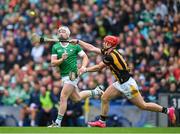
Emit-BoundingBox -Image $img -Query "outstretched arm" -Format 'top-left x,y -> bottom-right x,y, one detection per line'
86,61 -> 106,72
70,39 -> 101,54
79,61 -> 106,75
81,53 -> 89,68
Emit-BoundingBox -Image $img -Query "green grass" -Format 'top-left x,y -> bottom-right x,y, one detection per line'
0,127 -> 179,133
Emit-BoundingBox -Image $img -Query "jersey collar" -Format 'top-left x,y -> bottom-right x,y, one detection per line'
60,42 -> 69,48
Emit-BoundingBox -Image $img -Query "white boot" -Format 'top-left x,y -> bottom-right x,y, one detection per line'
30,120 -> 35,126
18,121 -> 23,127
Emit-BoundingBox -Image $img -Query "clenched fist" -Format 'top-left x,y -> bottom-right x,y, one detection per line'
62,52 -> 68,60
78,66 -> 87,76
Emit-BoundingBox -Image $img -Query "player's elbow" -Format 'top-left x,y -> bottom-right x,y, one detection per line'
101,94 -> 110,103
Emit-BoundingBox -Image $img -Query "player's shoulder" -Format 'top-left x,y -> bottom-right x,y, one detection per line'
52,42 -> 61,49
110,49 -> 121,55
69,43 -> 81,50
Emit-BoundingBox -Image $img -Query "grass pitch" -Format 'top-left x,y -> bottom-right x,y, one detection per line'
0,127 -> 179,134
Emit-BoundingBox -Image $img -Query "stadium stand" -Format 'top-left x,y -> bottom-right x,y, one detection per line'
0,0 -> 179,126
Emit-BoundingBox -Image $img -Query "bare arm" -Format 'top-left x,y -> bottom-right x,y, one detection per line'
79,40 -> 101,54
70,39 -> 101,54
86,61 -> 106,72
80,53 -> 89,68
51,53 -> 67,66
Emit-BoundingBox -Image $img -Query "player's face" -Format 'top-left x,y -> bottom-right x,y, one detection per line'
103,41 -> 111,49
58,29 -> 69,40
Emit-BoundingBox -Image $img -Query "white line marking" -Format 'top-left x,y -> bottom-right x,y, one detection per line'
0,132 -> 179,134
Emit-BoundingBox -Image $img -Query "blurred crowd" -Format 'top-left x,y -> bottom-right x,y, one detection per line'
0,0 -> 180,126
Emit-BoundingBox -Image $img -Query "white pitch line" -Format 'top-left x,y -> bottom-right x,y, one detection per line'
0,132 -> 179,134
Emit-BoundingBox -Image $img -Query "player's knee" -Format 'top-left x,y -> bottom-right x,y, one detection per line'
101,94 -> 110,103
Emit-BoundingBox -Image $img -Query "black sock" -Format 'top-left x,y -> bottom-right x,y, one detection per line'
162,107 -> 168,114
100,115 -> 108,122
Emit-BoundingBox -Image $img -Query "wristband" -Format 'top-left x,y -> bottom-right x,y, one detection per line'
77,40 -> 79,44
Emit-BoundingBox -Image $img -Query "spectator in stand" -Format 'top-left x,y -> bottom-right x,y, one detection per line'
18,81 -> 40,127
38,85 -> 58,126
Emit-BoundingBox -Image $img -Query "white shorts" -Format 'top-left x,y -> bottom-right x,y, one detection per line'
112,77 -> 139,99
61,76 -> 79,88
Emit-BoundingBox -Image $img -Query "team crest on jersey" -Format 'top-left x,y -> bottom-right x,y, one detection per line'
57,49 -> 62,53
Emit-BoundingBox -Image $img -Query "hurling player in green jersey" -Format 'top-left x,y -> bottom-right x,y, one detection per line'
48,26 -> 104,127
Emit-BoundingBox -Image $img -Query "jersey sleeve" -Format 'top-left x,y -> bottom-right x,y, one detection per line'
76,45 -> 82,53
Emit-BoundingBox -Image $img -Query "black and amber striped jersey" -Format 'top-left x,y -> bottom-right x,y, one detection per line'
101,49 -> 130,83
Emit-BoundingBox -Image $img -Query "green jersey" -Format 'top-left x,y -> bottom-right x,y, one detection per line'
51,42 -> 83,77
